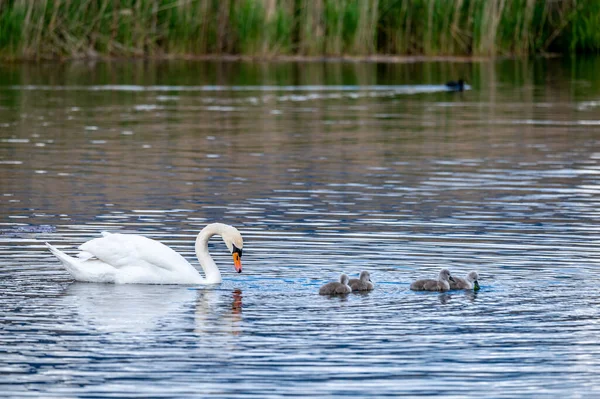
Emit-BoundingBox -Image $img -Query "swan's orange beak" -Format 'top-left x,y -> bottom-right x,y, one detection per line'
233,252 -> 242,273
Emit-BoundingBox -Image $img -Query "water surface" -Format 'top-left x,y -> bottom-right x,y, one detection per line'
2,59 -> 600,397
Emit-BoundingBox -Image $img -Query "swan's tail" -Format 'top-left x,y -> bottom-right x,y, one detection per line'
46,242 -> 116,283
46,242 -> 73,263
46,242 -> 86,280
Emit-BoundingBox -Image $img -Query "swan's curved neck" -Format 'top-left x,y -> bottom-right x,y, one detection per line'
195,224 -> 226,284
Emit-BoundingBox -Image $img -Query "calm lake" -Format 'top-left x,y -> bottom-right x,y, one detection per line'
2,58 -> 600,397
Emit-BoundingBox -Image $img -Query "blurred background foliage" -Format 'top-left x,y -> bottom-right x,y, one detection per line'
0,0 -> 598,59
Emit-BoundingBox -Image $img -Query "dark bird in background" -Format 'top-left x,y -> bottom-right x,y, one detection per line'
446,79 -> 465,92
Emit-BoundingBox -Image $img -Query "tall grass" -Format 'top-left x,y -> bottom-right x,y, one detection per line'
0,0 -> 597,60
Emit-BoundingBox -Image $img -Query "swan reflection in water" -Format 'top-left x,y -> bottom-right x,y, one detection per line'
194,289 -> 243,336
64,283 -> 243,335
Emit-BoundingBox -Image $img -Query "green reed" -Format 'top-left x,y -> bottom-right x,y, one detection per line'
0,0 -> 597,60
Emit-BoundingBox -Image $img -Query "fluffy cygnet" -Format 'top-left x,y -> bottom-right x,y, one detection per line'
319,273 -> 352,295
450,271 -> 480,290
410,269 -> 455,292
348,271 -> 374,291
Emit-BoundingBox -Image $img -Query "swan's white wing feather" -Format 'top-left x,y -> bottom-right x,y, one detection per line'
79,233 -> 191,272
77,251 -> 95,260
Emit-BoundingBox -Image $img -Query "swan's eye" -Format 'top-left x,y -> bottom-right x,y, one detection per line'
232,245 -> 242,258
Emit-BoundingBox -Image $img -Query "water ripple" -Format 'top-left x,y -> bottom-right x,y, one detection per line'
2,62 -> 600,397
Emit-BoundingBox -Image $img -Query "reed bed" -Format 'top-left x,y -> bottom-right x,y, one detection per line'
0,0 -> 597,60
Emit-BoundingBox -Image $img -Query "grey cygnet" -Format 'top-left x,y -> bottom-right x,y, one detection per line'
348,271 -> 374,291
450,271 -> 480,290
410,269 -> 455,292
319,273 -> 352,295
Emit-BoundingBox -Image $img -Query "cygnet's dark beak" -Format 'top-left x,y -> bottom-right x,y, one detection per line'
449,276 -> 455,282
474,280 -> 480,291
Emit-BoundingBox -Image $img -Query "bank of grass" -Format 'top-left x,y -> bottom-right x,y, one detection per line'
0,0 -> 598,60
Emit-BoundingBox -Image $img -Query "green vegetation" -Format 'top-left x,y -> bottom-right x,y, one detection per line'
0,0 -> 598,60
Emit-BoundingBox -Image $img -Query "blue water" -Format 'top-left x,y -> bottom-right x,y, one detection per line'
1,59 -> 600,397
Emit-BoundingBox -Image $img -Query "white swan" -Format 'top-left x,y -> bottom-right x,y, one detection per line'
46,223 -> 243,284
